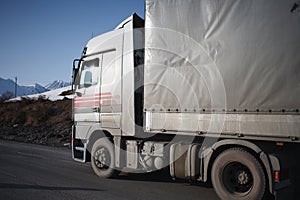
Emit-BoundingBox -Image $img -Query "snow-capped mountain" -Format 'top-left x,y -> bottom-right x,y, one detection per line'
20,83 -> 49,94
45,80 -> 71,90
0,78 -> 16,96
0,77 -> 49,97
0,78 -> 72,99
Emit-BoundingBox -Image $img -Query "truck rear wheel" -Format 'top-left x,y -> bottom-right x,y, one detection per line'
211,148 -> 266,200
91,138 -> 117,178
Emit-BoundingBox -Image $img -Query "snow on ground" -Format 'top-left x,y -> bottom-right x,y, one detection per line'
9,86 -> 73,101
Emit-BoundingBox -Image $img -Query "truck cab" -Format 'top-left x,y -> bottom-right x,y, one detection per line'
72,13 -> 144,162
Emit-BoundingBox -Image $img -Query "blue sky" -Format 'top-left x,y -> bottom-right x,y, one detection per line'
0,0 -> 144,86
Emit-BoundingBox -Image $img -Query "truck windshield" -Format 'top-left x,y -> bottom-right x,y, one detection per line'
79,58 -> 99,89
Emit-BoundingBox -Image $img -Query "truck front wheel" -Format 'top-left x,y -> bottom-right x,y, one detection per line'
91,138 -> 117,178
211,148 -> 266,200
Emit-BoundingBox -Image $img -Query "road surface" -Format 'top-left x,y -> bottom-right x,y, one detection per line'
0,140 -> 219,200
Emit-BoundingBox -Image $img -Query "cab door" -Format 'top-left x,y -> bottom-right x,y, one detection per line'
74,55 -> 101,122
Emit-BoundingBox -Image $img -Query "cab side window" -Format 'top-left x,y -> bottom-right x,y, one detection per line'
79,58 -> 100,88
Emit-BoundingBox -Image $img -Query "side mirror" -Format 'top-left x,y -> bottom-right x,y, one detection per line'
72,68 -> 79,83
72,59 -> 81,92
72,59 -> 80,80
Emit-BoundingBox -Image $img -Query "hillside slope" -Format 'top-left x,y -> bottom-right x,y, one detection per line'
0,97 -> 72,146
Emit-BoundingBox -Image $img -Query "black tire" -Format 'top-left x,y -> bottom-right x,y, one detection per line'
91,138 -> 117,178
211,148 -> 266,200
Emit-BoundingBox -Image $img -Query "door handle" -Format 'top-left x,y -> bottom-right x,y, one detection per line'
76,89 -> 86,97
76,92 -> 83,97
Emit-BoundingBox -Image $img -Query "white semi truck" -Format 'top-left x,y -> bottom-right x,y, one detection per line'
72,1 -> 300,199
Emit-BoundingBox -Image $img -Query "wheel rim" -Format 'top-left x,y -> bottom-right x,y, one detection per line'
222,162 -> 253,196
94,147 -> 111,170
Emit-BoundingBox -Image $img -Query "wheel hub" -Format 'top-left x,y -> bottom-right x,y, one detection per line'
94,147 -> 110,169
236,170 -> 249,185
222,162 -> 254,194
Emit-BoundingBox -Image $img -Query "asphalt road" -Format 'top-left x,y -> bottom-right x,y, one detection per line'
0,140 -> 219,200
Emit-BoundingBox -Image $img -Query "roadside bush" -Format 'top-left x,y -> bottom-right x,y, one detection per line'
0,91 -> 14,102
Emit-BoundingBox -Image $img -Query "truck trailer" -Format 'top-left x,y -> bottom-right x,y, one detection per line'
72,0 -> 300,199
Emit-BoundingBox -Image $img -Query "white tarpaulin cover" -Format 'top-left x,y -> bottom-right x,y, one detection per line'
144,0 -> 300,113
